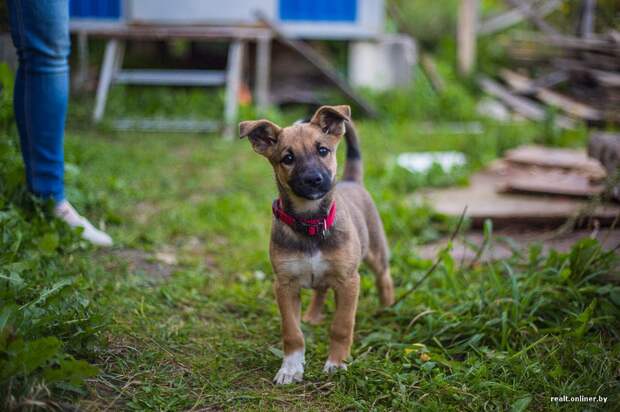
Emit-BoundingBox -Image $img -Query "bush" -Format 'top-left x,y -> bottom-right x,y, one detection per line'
0,64 -> 101,410
388,0 -> 460,50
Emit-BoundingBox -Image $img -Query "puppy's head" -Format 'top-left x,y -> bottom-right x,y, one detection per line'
239,105 -> 351,201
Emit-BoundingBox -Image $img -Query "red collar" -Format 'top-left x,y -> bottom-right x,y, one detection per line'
272,198 -> 336,237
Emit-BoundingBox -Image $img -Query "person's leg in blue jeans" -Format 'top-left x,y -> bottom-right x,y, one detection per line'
7,0 -> 112,246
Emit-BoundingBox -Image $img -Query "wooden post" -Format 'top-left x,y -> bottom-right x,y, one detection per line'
76,31 -> 89,90
224,40 -> 246,139
93,39 -> 120,122
458,0 -> 478,76
579,0 -> 596,38
255,36 -> 271,113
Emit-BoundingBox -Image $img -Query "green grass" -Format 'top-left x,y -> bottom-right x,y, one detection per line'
2,59 -> 619,410
70,125 -> 619,411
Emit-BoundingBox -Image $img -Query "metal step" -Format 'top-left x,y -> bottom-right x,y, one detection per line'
114,69 -> 227,86
112,117 -> 220,133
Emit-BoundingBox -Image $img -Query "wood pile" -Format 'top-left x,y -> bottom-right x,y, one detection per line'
422,144 -> 620,228
479,0 -> 620,126
498,145 -> 607,197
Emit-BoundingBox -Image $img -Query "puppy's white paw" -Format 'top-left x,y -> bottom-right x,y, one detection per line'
323,360 -> 348,374
274,350 -> 304,385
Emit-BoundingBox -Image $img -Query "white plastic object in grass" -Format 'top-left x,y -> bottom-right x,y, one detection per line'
396,152 -> 467,174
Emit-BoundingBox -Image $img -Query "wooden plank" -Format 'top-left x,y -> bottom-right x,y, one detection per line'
530,70 -> 569,89
113,118 -> 219,132
504,145 -> 607,179
114,69 -> 227,86
591,70 -> 620,87
506,0 -> 559,35
478,0 -> 562,36
499,69 -> 602,121
582,51 -> 620,70
514,31 -> 620,55
255,11 -> 378,118
422,166 -> 620,228
531,90 -> 601,121
70,21 -> 271,41
497,70 -> 565,93
502,171 -> 604,198
477,76 -> 575,129
458,0 -> 479,76
478,76 -> 545,118
552,58 -> 620,87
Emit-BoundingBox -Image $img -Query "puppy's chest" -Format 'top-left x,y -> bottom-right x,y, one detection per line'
278,252 -> 331,288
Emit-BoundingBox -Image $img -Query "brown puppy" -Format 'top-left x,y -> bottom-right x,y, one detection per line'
239,105 -> 394,384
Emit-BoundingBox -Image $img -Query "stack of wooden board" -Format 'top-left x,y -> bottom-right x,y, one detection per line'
422,145 -> 620,227
499,145 -> 606,197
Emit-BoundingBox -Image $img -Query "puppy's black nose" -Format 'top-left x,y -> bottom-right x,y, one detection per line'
303,173 -> 324,187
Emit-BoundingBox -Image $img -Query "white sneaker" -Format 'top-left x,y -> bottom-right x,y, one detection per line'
54,200 -> 113,247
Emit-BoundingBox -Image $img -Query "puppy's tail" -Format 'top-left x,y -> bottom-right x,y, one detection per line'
342,120 -> 363,183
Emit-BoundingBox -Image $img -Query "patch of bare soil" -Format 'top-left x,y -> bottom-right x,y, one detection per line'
132,201 -> 161,225
96,248 -> 177,280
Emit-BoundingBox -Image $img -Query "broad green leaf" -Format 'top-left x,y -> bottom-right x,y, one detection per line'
511,395 -> 532,412
43,358 -> 99,386
38,232 -> 59,254
574,299 -> 597,338
0,337 -> 61,381
19,278 -> 73,310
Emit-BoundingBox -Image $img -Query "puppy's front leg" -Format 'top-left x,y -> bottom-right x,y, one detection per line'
324,272 -> 360,373
273,280 -> 305,384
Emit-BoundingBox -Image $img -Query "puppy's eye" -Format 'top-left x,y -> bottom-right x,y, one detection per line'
281,153 -> 295,165
318,146 -> 330,157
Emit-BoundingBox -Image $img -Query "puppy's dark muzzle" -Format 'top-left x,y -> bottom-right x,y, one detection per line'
290,170 -> 332,200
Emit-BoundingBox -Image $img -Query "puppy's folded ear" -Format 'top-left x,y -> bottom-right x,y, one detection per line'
239,120 -> 281,157
310,105 -> 351,137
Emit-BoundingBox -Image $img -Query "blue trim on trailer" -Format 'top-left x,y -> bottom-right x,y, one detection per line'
279,0 -> 357,22
70,0 -> 121,19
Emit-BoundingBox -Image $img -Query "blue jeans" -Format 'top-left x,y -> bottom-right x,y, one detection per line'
7,0 -> 70,202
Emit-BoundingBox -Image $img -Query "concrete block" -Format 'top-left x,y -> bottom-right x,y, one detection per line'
348,34 -> 417,91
